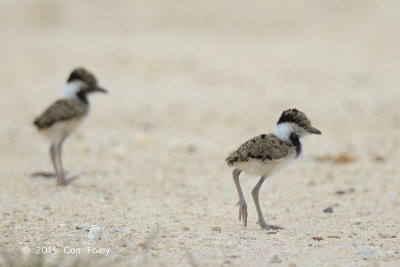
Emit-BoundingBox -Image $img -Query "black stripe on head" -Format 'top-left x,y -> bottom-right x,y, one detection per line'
277,108 -> 299,124
67,68 -> 97,88
277,108 -> 311,129
67,71 -> 81,83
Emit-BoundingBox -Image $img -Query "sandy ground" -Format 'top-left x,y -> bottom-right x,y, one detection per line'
1,0 -> 400,266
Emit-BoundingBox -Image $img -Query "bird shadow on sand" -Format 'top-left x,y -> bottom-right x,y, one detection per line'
30,171 -> 80,185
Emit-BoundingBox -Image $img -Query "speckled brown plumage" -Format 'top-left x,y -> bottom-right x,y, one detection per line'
34,99 -> 88,129
226,134 -> 292,167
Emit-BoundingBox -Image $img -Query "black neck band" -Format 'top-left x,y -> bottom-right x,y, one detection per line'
289,133 -> 302,157
77,91 -> 88,104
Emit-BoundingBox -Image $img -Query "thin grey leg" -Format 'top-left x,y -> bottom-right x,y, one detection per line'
30,143 -> 59,178
50,143 -> 60,176
56,135 -> 68,186
233,168 -> 247,227
251,176 -> 283,230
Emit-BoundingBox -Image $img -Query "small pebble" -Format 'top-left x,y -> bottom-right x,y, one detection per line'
76,226 -> 83,230
373,155 -> 385,162
212,226 -> 221,233
312,237 -> 323,241
229,254 -> 240,258
323,207 -> 333,213
182,226 -> 190,231
88,226 -> 101,239
378,233 -> 389,238
270,255 -> 282,264
113,227 -> 123,232
335,188 -> 355,195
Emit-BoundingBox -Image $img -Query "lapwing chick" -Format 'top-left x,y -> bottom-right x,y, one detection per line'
33,68 -> 107,186
225,109 -> 321,230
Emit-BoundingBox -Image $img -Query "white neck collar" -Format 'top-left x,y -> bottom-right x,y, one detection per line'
63,81 -> 84,99
273,122 -> 293,141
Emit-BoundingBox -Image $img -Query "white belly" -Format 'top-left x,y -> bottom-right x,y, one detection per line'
234,156 -> 296,177
39,118 -> 84,143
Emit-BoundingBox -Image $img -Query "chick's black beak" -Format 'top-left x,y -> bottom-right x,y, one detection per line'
93,87 -> 107,93
309,127 -> 322,135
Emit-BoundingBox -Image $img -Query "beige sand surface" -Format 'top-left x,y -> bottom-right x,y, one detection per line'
1,1 -> 400,266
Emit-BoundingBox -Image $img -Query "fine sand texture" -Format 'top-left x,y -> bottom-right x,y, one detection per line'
1,1 -> 400,266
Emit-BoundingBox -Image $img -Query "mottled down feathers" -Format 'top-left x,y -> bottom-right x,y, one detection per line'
34,99 -> 88,129
226,134 -> 292,167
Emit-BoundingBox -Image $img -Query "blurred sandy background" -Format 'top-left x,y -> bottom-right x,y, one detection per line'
1,0 -> 400,266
